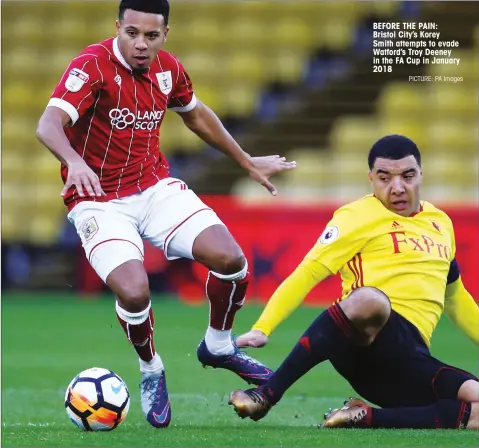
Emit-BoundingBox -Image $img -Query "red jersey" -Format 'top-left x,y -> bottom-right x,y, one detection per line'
48,37 -> 196,211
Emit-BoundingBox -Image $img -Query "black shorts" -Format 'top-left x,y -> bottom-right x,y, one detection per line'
328,310 -> 478,408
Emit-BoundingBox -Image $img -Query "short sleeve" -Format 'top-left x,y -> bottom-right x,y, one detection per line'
304,207 -> 371,275
168,58 -> 197,113
47,55 -> 102,125
447,259 -> 460,285
445,215 -> 458,284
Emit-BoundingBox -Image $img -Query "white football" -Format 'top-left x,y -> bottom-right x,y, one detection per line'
64,367 -> 130,431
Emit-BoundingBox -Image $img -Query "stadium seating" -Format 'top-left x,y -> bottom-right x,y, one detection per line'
0,1 -> 317,242
2,1 -> 478,243
276,46 -> 478,203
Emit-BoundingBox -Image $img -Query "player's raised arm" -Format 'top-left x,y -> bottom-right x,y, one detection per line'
167,58 -> 295,195
177,101 -> 296,195
444,260 -> 479,345
236,206 -> 372,348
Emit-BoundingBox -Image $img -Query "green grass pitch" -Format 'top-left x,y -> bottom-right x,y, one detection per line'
2,294 -> 478,446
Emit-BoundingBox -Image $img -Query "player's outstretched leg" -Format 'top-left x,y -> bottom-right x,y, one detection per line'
193,225 -> 273,385
109,260 -> 171,428
321,397 -> 478,429
229,288 -> 391,419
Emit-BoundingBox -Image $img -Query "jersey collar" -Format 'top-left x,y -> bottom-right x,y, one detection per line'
408,202 -> 423,217
113,37 -> 132,71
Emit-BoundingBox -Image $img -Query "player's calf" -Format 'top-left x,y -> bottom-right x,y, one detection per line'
107,260 -> 168,427
192,225 -> 273,383
193,225 -> 248,355
321,397 -> 477,429
341,287 -> 391,346
457,380 -> 479,428
466,403 -> 479,429
109,260 -> 164,375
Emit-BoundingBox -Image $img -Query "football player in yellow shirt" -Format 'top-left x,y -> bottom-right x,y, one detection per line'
228,135 -> 479,430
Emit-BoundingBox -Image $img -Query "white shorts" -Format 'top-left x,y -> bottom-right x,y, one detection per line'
67,178 -> 225,283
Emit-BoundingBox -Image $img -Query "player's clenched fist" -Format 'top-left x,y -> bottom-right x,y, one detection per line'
248,155 -> 297,196
61,159 -> 106,198
235,330 -> 269,348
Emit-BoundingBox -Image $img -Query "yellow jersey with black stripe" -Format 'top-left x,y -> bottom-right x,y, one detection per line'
304,195 -> 456,345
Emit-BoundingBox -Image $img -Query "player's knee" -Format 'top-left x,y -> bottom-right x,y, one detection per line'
119,283 -> 150,312
211,251 -> 246,275
106,261 -> 150,312
193,225 -> 246,274
343,287 -> 391,327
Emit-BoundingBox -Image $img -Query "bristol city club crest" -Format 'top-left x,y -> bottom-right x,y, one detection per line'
81,217 -> 99,242
156,71 -> 172,95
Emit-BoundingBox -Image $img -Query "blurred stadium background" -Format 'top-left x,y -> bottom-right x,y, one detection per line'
2,2 -> 479,445
2,0 -> 478,300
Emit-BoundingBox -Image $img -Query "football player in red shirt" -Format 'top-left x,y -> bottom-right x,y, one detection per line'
36,0 -> 296,428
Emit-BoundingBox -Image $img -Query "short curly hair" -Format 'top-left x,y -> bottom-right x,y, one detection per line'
368,135 -> 421,169
118,0 -> 170,25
